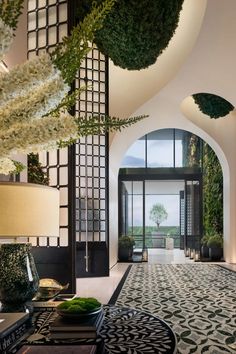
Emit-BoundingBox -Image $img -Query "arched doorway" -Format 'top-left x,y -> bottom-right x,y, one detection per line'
110,127 -> 224,264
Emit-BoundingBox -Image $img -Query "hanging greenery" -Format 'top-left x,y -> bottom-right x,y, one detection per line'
76,0 -> 184,70
28,153 -> 49,185
192,93 -> 234,119
0,0 -> 147,175
203,143 -> 223,236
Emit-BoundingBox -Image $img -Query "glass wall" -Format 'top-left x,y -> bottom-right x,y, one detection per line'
120,180 -> 184,249
121,129 -> 202,169
147,130 -> 174,167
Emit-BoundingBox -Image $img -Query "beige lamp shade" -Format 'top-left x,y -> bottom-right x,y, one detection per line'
0,182 -> 59,237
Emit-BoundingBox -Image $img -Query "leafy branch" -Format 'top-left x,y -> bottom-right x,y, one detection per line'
0,0 -> 24,30
58,114 -> 148,147
51,0 -> 116,84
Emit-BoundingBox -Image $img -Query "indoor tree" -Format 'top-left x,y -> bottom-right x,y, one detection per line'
149,203 -> 168,229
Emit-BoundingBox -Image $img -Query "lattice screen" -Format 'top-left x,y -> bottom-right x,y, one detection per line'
27,0 -> 109,250
27,0 -> 70,247
75,48 -> 108,243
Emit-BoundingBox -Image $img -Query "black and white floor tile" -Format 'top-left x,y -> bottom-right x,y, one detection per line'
114,264 -> 236,354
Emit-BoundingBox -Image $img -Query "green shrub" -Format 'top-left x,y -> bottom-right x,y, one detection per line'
118,236 -> 135,248
201,234 -> 210,246
207,234 -> 223,248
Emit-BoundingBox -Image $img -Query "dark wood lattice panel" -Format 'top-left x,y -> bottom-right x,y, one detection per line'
75,48 -> 108,244
179,190 -> 185,250
185,181 -> 201,252
27,0 -> 70,247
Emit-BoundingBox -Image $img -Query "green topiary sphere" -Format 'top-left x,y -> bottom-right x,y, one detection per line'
192,93 -> 234,119
76,0 -> 184,70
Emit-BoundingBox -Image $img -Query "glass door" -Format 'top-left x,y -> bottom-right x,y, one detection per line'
120,181 -> 144,249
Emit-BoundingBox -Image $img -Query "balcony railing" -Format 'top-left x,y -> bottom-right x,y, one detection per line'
131,234 -> 181,248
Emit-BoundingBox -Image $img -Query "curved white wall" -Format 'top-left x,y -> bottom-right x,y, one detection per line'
109,0 -> 236,266
109,96 -> 230,266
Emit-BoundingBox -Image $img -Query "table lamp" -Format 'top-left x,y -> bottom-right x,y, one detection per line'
0,182 -> 59,312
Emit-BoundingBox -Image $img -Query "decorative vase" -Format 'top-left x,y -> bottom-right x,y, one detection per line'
0,243 -> 39,312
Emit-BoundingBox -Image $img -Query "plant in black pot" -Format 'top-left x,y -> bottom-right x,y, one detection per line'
201,234 -> 210,259
118,236 -> 135,262
207,234 -> 223,261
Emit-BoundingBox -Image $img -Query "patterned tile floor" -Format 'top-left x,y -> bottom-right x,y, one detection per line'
115,264 -> 236,354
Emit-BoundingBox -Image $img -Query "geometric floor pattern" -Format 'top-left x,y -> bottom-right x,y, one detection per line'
114,264 -> 236,354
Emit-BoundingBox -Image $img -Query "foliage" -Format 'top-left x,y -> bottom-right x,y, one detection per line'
207,234 -> 223,248
201,234 -> 210,246
118,235 -> 135,248
203,143 -> 223,236
193,93 -> 234,119
28,153 -> 49,185
149,203 -> 168,229
77,0 -> 184,70
58,114 -> 148,147
0,0 -> 146,175
52,0 -> 116,85
57,297 -> 101,313
128,226 -> 180,236
0,0 -> 24,30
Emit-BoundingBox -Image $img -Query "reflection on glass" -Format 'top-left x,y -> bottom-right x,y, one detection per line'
175,129 -> 201,168
147,129 -> 174,167
121,128 -> 202,169
121,138 -> 145,167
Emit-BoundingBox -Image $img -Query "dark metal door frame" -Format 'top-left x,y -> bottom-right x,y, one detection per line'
118,172 -> 203,251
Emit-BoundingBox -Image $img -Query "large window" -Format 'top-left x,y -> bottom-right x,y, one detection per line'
121,129 -> 202,169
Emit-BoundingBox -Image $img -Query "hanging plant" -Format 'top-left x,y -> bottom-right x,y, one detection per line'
76,0 -> 184,70
0,0 -> 147,175
28,153 -> 49,185
192,93 -> 234,119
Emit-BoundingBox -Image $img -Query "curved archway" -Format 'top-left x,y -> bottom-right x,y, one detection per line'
109,120 -> 230,266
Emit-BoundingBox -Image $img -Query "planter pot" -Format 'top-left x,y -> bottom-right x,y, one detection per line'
209,247 -> 223,261
201,245 -> 209,258
118,247 -> 132,261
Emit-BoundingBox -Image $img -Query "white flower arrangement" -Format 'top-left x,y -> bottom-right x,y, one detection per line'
0,113 -> 77,157
0,157 -> 15,175
0,0 -> 142,175
0,72 -> 70,130
0,53 -> 59,106
0,18 -> 13,59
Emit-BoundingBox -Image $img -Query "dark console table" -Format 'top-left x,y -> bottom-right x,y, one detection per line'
14,305 -> 177,354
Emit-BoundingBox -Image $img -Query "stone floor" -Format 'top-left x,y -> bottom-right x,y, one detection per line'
76,248 -> 235,304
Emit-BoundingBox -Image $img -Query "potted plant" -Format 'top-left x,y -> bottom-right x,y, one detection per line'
118,236 -> 135,261
207,234 -> 223,261
201,234 -> 210,258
